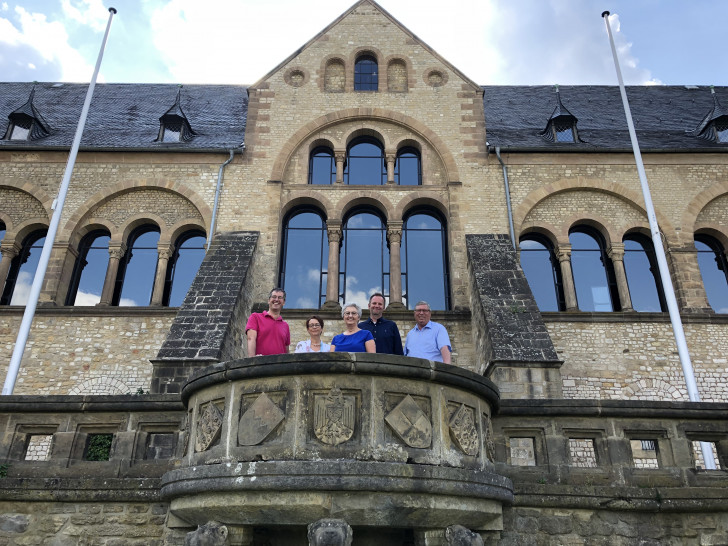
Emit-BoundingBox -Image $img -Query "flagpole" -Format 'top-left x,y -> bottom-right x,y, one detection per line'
601,11 -> 716,469
2,7 -> 118,396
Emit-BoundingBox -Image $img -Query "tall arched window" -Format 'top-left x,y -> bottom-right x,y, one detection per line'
66,230 -> 110,306
163,230 -> 206,307
519,234 -> 564,311
354,54 -> 378,91
280,210 -> 328,309
394,147 -> 421,186
344,137 -> 386,185
340,210 -> 388,306
695,235 -> 728,313
309,147 -> 336,185
569,227 -> 619,312
1,230 -> 46,305
623,234 -> 666,312
401,211 -> 449,309
113,226 -> 160,306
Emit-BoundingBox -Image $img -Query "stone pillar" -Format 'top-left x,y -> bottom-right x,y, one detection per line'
669,243 -> 712,313
386,151 -> 396,184
98,243 -> 125,306
334,151 -> 345,184
150,246 -> 173,306
0,242 -> 20,296
556,245 -> 578,311
323,222 -> 342,310
608,243 -> 633,311
387,222 -> 405,309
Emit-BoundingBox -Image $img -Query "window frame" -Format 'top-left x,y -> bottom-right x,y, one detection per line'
344,137 -> 386,185
622,233 -> 667,312
695,234 -> 728,313
394,146 -> 422,186
162,229 -> 206,307
0,229 -> 47,306
65,229 -> 111,306
354,54 -> 379,92
519,233 -> 565,312
569,226 -> 620,312
112,225 -> 160,307
308,146 -> 336,185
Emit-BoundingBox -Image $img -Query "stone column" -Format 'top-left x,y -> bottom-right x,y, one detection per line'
556,245 -> 578,311
385,151 -> 396,184
322,222 -> 342,310
150,246 -> 173,306
387,222 -> 405,309
608,243 -> 633,311
334,151 -> 345,184
98,243 -> 125,306
0,242 -> 20,297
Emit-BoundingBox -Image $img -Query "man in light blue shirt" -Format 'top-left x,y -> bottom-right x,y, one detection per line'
404,301 -> 452,363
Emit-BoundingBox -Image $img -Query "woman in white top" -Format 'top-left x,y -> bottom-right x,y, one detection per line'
294,315 -> 331,353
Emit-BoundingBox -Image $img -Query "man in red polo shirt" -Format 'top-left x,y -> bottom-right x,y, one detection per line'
246,288 -> 290,356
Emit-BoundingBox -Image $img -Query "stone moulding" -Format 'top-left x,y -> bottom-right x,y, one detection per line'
163,352 -> 512,531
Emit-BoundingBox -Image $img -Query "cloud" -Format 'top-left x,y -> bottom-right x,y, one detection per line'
61,0 -> 108,32
118,297 -> 139,307
9,271 -> 32,305
344,276 -> 380,309
72,289 -> 101,306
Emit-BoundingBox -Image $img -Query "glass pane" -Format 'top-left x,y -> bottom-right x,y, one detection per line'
282,214 -> 327,309
73,234 -> 110,306
310,150 -> 335,185
402,214 -> 446,310
10,236 -> 45,305
623,238 -> 663,312
555,124 -> 574,142
570,231 -> 613,312
695,239 -> 728,313
396,151 -> 420,186
346,142 -> 385,185
520,239 -> 559,311
10,125 -> 30,140
354,56 -> 378,91
167,235 -> 205,307
341,213 -> 387,307
162,128 -> 180,142
119,230 -> 159,306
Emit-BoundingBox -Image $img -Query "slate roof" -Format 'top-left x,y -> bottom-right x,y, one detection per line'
483,85 -> 728,151
0,82 -> 247,152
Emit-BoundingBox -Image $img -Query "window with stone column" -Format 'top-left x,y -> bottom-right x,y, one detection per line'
280,209 -> 328,309
0,229 -> 46,306
112,225 -> 160,306
519,233 -> 564,311
569,227 -> 620,312
623,233 -> 666,312
695,234 -> 728,313
163,230 -> 206,307
308,146 -> 336,185
401,210 -> 449,310
66,230 -> 110,306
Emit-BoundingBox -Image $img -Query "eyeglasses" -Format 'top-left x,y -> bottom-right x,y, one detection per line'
414,309 -> 430,313
269,296 -> 285,301
343,312 -> 359,316
308,323 -> 321,328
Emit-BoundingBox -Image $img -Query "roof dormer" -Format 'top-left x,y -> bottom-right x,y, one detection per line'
156,89 -> 196,143
540,85 -> 579,143
3,88 -> 51,141
690,86 -> 728,143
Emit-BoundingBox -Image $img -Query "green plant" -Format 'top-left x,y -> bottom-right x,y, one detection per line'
85,434 -> 113,461
0,464 -> 9,478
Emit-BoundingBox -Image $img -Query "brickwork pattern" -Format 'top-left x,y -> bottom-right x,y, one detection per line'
24,434 -> 52,461
568,438 -> 597,468
0,188 -> 48,229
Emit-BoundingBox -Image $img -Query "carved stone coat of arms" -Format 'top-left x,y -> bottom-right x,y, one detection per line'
314,387 -> 355,446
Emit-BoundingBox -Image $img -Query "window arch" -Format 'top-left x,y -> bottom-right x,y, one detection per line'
387,59 -> 408,92
66,230 -> 110,306
163,230 -> 206,307
309,146 -> 336,185
519,234 -> 564,311
394,147 -> 421,186
623,233 -> 666,312
280,209 -> 328,309
340,209 -> 388,307
354,54 -> 378,91
112,226 -> 160,306
569,227 -> 619,312
695,234 -> 728,313
324,58 -> 345,93
401,210 -> 449,310
344,137 -> 386,185
1,229 -> 47,305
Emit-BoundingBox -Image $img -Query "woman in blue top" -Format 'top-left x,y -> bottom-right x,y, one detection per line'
330,303 -> 376,353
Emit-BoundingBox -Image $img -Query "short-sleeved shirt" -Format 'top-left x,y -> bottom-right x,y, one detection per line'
294,339 -> 331,353
245,311 -> 290,355
404,321 -> 451,362
332,329 -> 374,353
358,317 -> 403,355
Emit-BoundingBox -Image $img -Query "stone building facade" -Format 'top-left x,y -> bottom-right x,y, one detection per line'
0,1 -> 726,544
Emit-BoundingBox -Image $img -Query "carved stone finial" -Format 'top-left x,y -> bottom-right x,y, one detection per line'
445,525 -> 484,546
307,519 -> 353,546
185,521 -> 229,546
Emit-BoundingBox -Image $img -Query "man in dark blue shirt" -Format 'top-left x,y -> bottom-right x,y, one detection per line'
358,293 -> 404,355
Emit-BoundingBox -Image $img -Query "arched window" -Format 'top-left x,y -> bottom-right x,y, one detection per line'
113,226 -> 160,306
354,54 -> 378,91
695,235 -> 728,313
394,147 -> 421,186
309,147 -> 336,185
66,230 -> 110,306
569,227 -> 619,312
0,222 -> 5,244
280,210 -> 328,309
344,137 -> 386,185
623,234 -> 666,312
340,210 -> 388,306
1,230 -> 46,305
163,230 -> 206,307
401,211 -> 449,310
519,234 -> 564,311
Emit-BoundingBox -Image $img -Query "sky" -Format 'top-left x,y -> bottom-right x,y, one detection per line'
1,0 -> 727,87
